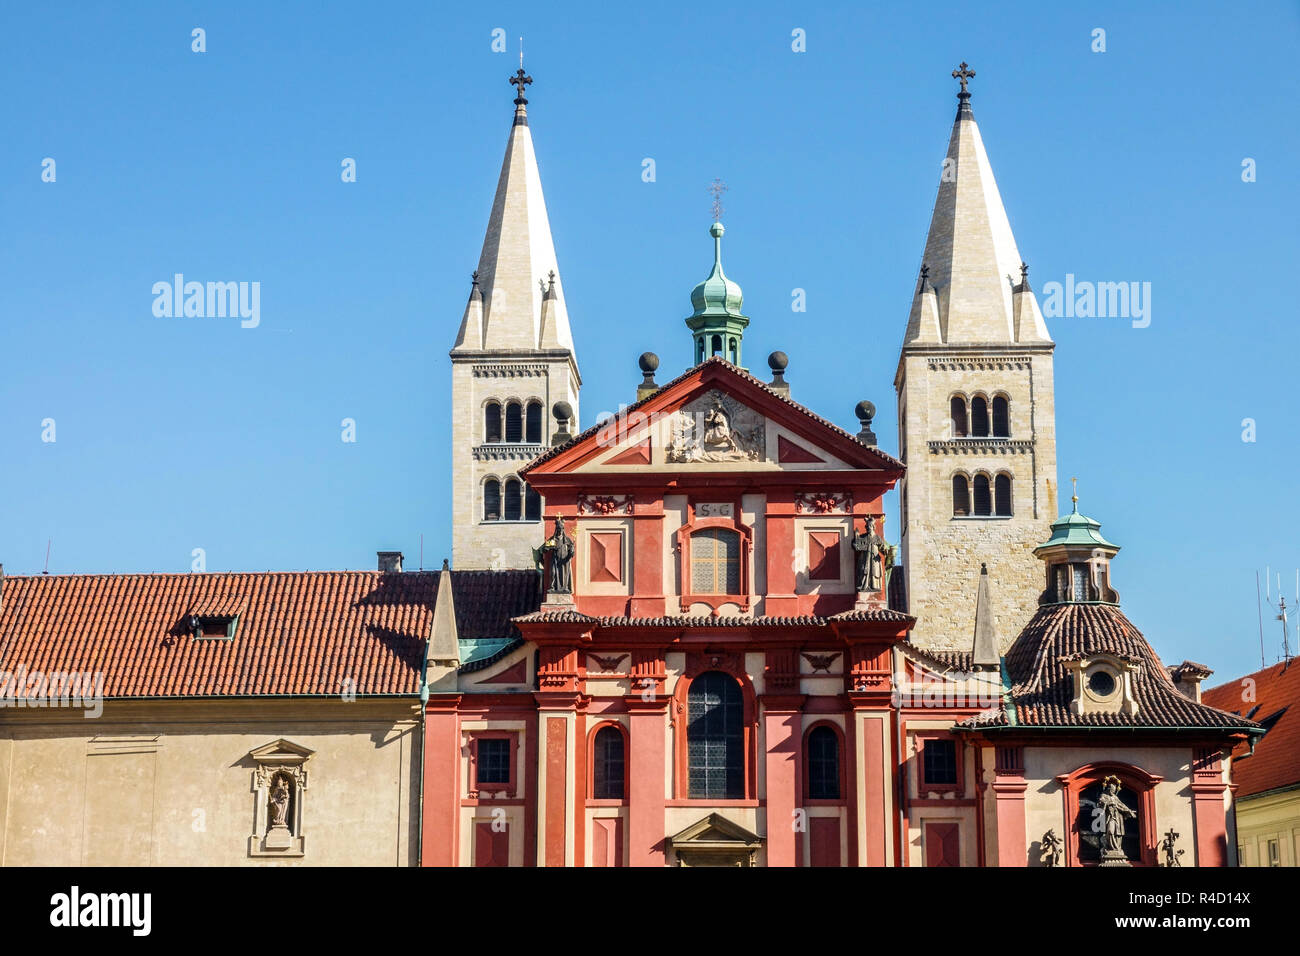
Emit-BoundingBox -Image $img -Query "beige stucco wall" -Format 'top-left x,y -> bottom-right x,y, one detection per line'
0,698 -> 420,867
1234,788 -> 1300,867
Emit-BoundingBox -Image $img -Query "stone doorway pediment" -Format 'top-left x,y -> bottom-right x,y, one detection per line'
667,813 -> 763,867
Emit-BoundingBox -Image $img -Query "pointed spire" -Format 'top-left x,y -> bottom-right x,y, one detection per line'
904,65 -> 1052,347
428,561 -> 460,666
972,563 -> 1000,668
453,72 -> 576,356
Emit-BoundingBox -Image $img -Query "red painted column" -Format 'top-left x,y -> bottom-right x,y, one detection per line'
764,490 -> 798,616
760,695 -> 805,867
420,696 -> 461,867
991,745 -> 1028,867
860,713 -> 889,866
626,696 -> 668,866
1190,747 -> 1230,867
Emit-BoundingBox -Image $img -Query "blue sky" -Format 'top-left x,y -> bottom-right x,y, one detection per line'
1,1 -> 1297,680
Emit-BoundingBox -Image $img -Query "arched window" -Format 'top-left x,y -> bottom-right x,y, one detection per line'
950,397 -> 968,438
525,401 -> 543,444
503,477 -> 522,521
970,396 -> 990,437
485,402 -> 502,444
710,334 -> 722,357
992,395 -> 1010,438
806,726 -> 841,800
505,402 -> 522,443
995,474 -> 1012,516
973,474 -> 992,516
687,672 -> 744,799
592,726 -> 625,800
727,337 -> 737,364
696,337 -> 705,364
483,479 -> 501,522
690,528 -> 740,594
524,484 -> 541,522
952,474 -> 970,517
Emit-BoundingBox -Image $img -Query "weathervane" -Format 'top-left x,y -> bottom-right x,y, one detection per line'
708,177 -> 728,222
952,61 -> 976,98
1071,476 -> 1078,507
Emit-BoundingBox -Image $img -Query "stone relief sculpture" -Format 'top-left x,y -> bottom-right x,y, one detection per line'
1161,829 -> 1185,867
1041,828 -> 1063,867
665,390 -> 764,463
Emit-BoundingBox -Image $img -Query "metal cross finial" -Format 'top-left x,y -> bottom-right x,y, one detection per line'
708,178 -> 728,222
471,270 -> 479,287
920,264 -> 930,280
952,61 -> 976,97
510,67 -> 532,105
1071,476 -> 1079,506
1020,261 -> 1029,281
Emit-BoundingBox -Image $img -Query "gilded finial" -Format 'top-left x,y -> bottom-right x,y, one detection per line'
1071,476 -> 1079,512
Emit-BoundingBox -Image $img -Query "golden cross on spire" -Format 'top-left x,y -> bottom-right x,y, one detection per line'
952,61 -> 976,98
708,178 -> 728,222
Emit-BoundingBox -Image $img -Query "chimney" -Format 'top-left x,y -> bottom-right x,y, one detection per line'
1168,661 -> 1213,703
377,551 -> 404,573
636,352 -> 660,400
767,351 -> 789,396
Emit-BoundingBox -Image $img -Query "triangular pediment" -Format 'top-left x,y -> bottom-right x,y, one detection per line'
249,738 -> 315,762
668,812 -> 763,846
524,358 -> 901,478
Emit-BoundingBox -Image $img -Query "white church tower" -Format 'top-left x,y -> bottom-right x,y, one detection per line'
451,69 -> 581,570
895,64 -> 1058,651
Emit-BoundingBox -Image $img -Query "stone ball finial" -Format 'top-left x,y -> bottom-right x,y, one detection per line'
855,400 -> 876,424
709,221 -> 725,238
638,352 -> 660,374
553,401 -> 573,424
767,351 -> 788,372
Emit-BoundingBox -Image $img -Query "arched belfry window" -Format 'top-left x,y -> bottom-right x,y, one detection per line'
710,334 -> 722,357
727,337 -> 737,364
950,397 -> 968,438
696,337 -> 705,364
952,474 -> 971,517
971,396 -> 990,437
687,672 -> 744,799
690,528 -> 740,594
992,396 -> 1010,438
485,402 -> 502,444
503,477 -> 522,521
505,402 -> 523,443
525,401 -> 543,444
995,474 -> 1013,516
806,726 -> 841,800
592,726 -> 625,800
524,483 -> 541,522
483,479 -> 501,522
973,474 -> 992,516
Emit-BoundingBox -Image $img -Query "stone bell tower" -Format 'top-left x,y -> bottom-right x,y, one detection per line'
450,69 -> 581,570
895,64 -> 1058,651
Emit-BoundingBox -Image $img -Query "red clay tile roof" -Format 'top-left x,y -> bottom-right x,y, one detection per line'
1203,660 -> 1300,799
0,569 -> 539,698
954,603 -> 1259,732
523,356 -> 903,473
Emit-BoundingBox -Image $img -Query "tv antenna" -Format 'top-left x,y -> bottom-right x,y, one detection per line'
1259,565 -> 1296,666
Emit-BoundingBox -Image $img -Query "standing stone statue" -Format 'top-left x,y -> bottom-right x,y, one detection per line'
269,775 -> 291,829
543,516 -> 575,594
1098,775 -> 1136,862
852,517 -> 885,593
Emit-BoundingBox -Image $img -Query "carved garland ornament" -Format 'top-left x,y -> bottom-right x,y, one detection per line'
577,494 -> 633,515
794,492 -> 852,514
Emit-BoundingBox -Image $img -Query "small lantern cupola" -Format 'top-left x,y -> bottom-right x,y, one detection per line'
686,221 -> 750,369
1033,482 -> 1120,606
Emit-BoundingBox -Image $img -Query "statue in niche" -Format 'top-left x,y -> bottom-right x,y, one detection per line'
852,517 -> 885,593
543,516 -> 574,594
1097,775 -> 1137,860
269,773 -> 292,831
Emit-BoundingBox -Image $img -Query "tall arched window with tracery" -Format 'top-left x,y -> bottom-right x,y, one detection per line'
687,671 -> 744,799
